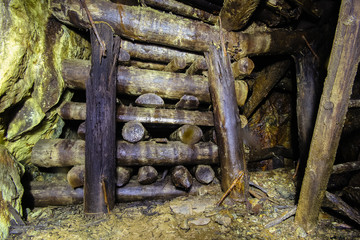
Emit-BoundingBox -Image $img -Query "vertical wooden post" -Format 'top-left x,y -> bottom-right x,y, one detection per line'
84,23 -> 120,215
295,0 -> 360,232
205,43 -> 249,201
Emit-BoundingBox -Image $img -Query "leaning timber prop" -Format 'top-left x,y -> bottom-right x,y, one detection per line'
205,42 -> 248,201
51,0 -> 316,57
28,177 -> 209,207
31,139 -> 219,167
59,101 -> 214,126
295,0 -> 360,232
84,22 -> 120,215
62,59 -> 248,107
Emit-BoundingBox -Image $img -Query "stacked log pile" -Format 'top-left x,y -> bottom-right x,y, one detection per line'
29,0 -> 321,207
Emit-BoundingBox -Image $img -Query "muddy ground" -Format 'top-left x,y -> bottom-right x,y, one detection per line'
7,168 -> 360,239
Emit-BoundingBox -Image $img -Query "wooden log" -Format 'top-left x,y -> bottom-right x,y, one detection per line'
120,40 -> 202,64
193,164 -> 215,184
175,95 -> 200,110
84,23 -> 119,215
51,0 -> 316,57
116,166 -> 133,187
205,43 -> 248,200
348,99 -> 360,108
295,0 -> 360,232
231,57 -> 255,79
118,49 -> 131,62
77,121 -> 85,140
169,124 -> 203,145
137,166 -> 158,185
185,58 -> 208,75
243,60 -> 290,118
219,0 -> 259,31
293,48 -> 321,179
28,177 -> 208,206
67,165 -> 133,188
67,165 -> 85,188
62,59 -> 248,107
177,0 -> 222,14
128,60 -> 165,71
171,165 -> 193,191
31,139 -> 219,167
59,101 -> 214,126
325,191 -> 360,226
143,0 -> 218,24
121,121 -> 149,143
164,57 -> 187,72
135,93 -> 164,108
332,161 -> 360,174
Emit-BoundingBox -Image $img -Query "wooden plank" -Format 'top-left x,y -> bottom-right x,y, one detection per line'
205,43 -> 248,201
295,0 -> 360,232
84,23 -> 119,215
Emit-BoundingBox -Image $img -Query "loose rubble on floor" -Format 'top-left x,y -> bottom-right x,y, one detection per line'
7,168 -> 360,239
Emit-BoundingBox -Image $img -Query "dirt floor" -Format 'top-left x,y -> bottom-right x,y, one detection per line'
7,168 -> 360,240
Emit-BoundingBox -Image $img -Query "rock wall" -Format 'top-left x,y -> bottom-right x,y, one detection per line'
0,0 -> 91,163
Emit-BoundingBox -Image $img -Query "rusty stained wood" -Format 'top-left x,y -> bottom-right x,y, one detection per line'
295,0 -> 360,232
31,139 -> 219,167
59,101 -> 214,126
62,59 -> 248,107
51,0 -> 316,58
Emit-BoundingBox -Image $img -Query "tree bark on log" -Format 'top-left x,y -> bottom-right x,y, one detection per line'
143,0 -> 218,24
121,121 -> 149,143
120,40 -> 202,64
295,0 -> 360,232
137,166 -> 158,185
28,177 -> 207,207
293,48 -> 321,181
51,0 -> 316,57
59,101 -> 214,126
84,24 -> 119,215
31,139 -> 219,167
169,125 -> 203,144
171,165 -> 193,191
205,43 -> 248,201
219,0 -> 259,31
62,59 -> 248,106
243,60 -> 290,118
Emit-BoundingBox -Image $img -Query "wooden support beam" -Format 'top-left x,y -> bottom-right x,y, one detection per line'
84,23 -> 119,215
295,0 -> 360,232
28,177 -> 207,207
143,0 -> 217,24
31,139 -> 219,167
58,101 -> 214,126
62,59 -> 248,106
243,60 -> 290,118
205,43 -> 248,201
51,0 -> 316,57
231,57 -> 255,79
219,0 -> 259,31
